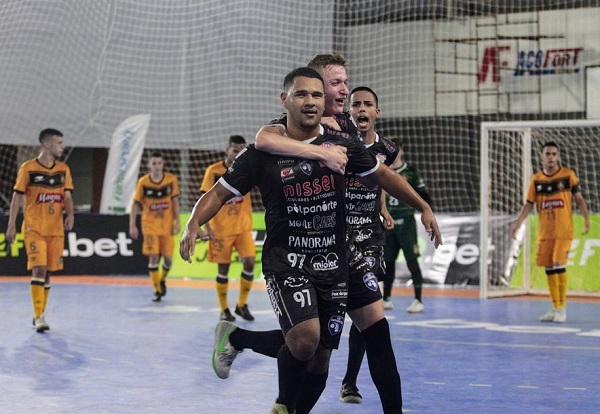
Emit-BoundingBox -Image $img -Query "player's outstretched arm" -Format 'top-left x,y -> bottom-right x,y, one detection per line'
255,125 -> 348,174
370,164 -> 442,247
180,183 -> 234,262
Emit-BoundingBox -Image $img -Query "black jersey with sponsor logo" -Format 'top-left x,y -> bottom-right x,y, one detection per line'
219,127 -> 378,284
345,134 -> 399,248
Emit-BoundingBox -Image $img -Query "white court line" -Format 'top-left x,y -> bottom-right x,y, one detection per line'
392,337 -> 600,351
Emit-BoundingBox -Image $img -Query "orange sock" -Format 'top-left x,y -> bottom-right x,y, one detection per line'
238,270 -> 254,307
547,274 -> 559,309
30,281 -> 45,318
216,275 -> 228,311
557,271 -> 568,308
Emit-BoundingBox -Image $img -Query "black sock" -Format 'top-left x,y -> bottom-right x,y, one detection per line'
342,323 -> 365,386
276,345 -> 308,408
363,318 -> 403,413
295,370 -> 329,414
383,261 -> 396,300
229,328 -> 285,357
407,259 -> 423,302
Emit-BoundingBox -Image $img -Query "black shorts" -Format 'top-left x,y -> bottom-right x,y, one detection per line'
265,272 -> 347,350
346,254 -> 382,312
361,244 -> 386,281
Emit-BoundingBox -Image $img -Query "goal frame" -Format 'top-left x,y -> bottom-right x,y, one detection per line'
479,119 -> 600,299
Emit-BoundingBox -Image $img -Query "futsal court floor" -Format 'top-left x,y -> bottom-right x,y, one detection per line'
0,276 -> 599,413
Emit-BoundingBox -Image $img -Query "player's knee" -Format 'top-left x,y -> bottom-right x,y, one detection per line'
286,325 -> 320,361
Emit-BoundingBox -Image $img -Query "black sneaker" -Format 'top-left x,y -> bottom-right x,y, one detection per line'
235,304 -> 255,321
152,291 -> 162,302
340,383 -> 362,404
220,308 -> 236,321
160,279 -> 167,297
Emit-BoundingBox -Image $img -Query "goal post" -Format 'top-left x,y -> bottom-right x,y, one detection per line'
480,120 -> 600,299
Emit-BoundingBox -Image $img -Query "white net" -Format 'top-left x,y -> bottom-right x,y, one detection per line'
1,1 -> 599,282
481,120 -> 600,298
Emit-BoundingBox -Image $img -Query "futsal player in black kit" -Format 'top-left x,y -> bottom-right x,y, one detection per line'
180,67 -> 441,414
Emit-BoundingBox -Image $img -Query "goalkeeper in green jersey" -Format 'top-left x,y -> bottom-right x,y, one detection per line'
381,138 -> 432,313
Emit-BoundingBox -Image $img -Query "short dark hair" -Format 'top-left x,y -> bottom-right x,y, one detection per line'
229,135 -> 246,145
150,151 -> 163,159
283,67 -> 324,91
39,128 -> 63,144
350,86 -> 379,107
307,53 -> 347,72
542,141 -> 559,152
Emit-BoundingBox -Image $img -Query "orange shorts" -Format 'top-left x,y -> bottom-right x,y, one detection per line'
142,234 -> 174,258
535,239 -> 572,268
208,231 -> 256,264
24,231 -> 64,272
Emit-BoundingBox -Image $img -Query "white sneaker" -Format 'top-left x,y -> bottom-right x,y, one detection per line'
539,309 -> 556,322
553,307 -> 566,323
406,299 -> 424,313
382,300 -> 394,310
34,314 -> 50,332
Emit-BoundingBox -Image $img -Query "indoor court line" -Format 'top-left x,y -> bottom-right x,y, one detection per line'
0,276 -> 598,413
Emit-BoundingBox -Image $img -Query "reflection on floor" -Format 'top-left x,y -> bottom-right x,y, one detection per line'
0,277 -> 598,413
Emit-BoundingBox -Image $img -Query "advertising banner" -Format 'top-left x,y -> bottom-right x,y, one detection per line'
0,213 -> 265,278
99,114 -> 151,214
3,213 -> 596,287
0,214 -> 146,275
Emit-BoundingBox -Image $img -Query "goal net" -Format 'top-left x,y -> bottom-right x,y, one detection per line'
480,120 -> 600,298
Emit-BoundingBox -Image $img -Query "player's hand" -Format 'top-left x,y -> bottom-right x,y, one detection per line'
64,214 -> 74,232
421,210 -> 443,248
129,225 -> 139,240
582,219 -> 590,235
510,224 -> 521,240
322,145 -> 348,174
321,116 -> 341,131
381,211 -> 394,230
5,225 -> 16,244
173,220 -> 181,236
179,225 -> 209,263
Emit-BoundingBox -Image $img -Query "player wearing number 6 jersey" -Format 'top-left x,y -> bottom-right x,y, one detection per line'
6,128 -> 74,332
511,141 -> 590,323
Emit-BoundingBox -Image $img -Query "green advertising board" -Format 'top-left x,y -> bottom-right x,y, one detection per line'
170,212 -> 266,280
511,214 -> 600,292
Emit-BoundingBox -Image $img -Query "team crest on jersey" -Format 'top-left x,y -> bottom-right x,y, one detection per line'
299,161 -> 313,176
280,167 -> 294,182
376,153 -> 387,164
363,272 -> 379,292
328,315 -> 344,336
363,255 -> 376,269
